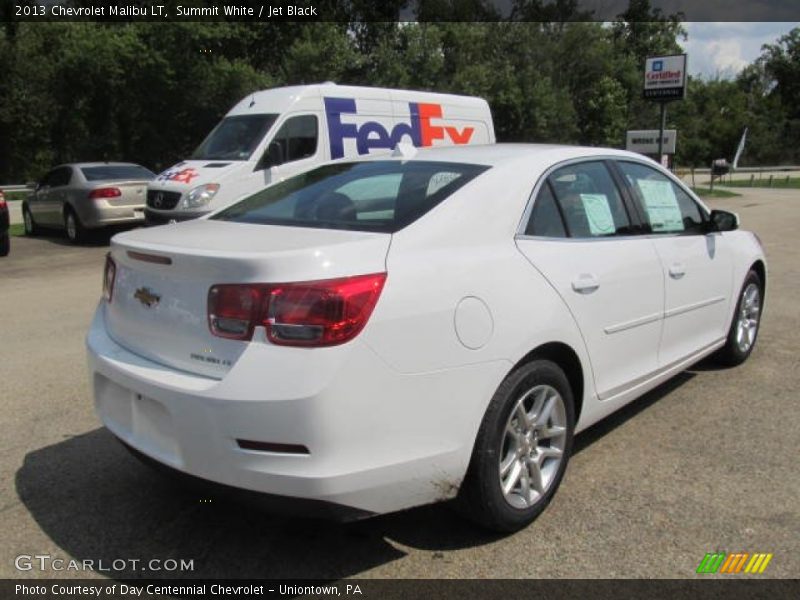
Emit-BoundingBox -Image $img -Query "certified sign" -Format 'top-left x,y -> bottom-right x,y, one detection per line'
643,54 -> 687,100
626,130 -> 677,154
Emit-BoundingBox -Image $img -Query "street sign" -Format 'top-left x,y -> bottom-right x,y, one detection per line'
626,130 -> 677,155
643,54 -> 687,100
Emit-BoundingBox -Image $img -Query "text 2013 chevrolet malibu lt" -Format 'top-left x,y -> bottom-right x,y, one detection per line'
87,145 -> 766,531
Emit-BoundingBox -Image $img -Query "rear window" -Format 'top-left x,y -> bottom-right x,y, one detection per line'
212,161 -> 490,233
81,165 -> 155,181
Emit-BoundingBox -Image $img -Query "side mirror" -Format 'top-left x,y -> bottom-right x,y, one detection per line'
707,209 -> 739,233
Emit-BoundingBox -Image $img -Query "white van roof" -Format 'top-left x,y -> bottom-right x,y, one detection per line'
226,83 -> 490,117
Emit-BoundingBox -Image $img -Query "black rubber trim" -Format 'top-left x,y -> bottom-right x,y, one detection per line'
118,437 -> 375,522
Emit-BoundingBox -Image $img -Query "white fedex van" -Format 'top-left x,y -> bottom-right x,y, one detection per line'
145,83 -> 495,224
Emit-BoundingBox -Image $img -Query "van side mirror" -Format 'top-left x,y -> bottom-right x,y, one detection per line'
707,209 -> 739,233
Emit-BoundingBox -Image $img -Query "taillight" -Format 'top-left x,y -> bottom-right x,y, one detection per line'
208,273 -> 387,347
89,187 -> 121,200
103,254 -> 116,302
0,190 -> 6,209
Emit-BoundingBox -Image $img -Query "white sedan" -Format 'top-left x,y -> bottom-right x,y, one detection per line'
87,144 -> 766,532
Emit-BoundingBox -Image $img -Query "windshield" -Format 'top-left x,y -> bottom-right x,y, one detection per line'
191,114 -> 278,161
212,160 -> 490,233
81,165 -> 155,181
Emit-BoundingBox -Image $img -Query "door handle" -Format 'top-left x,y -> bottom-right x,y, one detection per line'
572,273 -> 600,293
669,262 -> 686,278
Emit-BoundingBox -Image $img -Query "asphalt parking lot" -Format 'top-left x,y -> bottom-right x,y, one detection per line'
0,187 -> 798,580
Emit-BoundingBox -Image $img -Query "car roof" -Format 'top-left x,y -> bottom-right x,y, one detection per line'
364,143 -> 657,169
58,162 -> 146,169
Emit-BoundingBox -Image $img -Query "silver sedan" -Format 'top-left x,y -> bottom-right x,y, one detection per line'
22,162 -> 155,243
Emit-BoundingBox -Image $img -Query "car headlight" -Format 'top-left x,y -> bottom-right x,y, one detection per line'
182,183 -> 220,209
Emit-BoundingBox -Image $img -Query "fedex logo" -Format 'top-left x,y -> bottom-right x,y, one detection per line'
324,97 -> 475,160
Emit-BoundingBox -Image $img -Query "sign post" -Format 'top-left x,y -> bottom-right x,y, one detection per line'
643,54 -> 687,168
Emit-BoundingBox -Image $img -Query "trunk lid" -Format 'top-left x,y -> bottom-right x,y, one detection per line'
91,181 -> 148,207
105,219 -> 391,378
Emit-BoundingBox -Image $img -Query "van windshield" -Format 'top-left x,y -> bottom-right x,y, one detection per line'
191,114 -> 278,161
212,160 -> 490,233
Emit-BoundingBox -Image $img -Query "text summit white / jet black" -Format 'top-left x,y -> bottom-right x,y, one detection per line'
87,144 -> 766,532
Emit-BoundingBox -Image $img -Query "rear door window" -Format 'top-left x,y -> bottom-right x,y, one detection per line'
50,167 -> 72,187
525,183 -> 567,238
546,161 -> 633,237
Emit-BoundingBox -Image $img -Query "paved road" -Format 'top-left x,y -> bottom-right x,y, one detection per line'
1,189 -> 798,580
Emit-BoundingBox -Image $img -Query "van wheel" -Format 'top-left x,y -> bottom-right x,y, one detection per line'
713,270 -> 763,366
64,208 -> 86,244
459,360 -> 574,532
23,204 -> 38,236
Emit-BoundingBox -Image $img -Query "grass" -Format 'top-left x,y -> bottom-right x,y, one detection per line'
719,176 -> 800,189
2,190 -> 31,202
8,223 -> 25,237
690,187 -> 741,199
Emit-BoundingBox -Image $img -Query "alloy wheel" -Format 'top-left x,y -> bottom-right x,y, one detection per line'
499,384 -> 567,509
736,282 -> 761,353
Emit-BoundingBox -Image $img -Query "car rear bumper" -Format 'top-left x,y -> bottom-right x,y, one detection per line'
86,303 -> 503,516
76,202 -> 145,229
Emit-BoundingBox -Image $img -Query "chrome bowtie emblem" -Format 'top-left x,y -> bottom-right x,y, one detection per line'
134,287 -> 160,308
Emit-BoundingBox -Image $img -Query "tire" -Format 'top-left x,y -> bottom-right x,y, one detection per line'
0,232 -> 8,257
22,204 -> 38,236
64,207 -> 86,244
458,360 -> 575,532
713,269 -> 763,366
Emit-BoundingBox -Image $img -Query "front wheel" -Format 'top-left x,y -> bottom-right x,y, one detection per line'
459,360 -> 575,532
23,204 -> 38,236
714,270 -> 763,366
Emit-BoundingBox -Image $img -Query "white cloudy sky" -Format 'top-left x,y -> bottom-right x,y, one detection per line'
682,22 -> 799,79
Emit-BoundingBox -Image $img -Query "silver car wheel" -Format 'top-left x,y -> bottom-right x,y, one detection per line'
736,282 -> 761,354
66,213 -> 77,241
499,384 -> 567,509
24,210 -> 33,233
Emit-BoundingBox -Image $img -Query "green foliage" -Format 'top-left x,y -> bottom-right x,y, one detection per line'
0,12 -> 798,184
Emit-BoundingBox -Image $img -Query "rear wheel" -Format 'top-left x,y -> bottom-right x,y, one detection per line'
23,204 -> 38,236
459,360 -> 575,532
714,270 -> 763,366
64,207 -> 86,244
0,232 -> 8,257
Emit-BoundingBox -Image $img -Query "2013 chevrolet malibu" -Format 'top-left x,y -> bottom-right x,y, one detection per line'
87,145 -> 766,531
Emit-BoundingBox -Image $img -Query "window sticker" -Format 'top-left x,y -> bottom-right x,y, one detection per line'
427,171 -> 462,195
579,193 -> 615,235
637,179 -> 683,232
